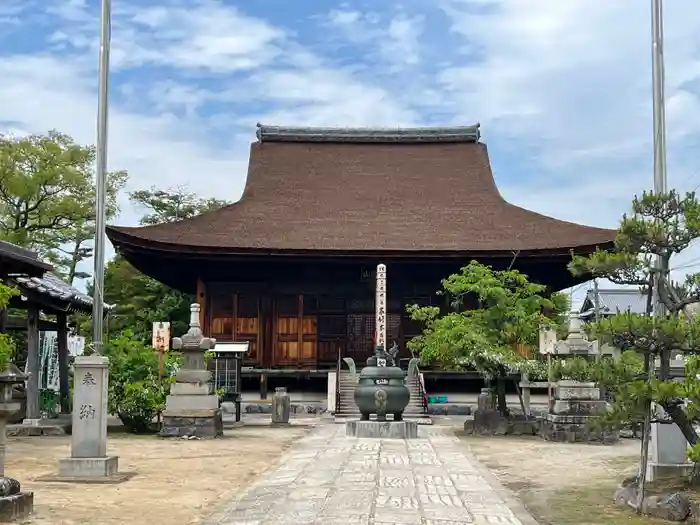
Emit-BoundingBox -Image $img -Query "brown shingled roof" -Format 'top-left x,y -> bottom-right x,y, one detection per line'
107,125 -> 616,254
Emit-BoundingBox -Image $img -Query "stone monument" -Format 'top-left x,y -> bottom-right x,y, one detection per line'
55,355 -> 127,481
541,380 -> 618,444
540,315 -> 619,444
647,359 -> 693,481
270,387 -> 291,426
345,264 -> 417,439
0,368 -> 33,520
160,304 -> 223,438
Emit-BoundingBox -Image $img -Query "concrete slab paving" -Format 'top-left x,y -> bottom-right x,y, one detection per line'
206,424 -> 538,525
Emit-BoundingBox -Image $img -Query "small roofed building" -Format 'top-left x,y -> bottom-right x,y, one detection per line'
579,288 -> 649,321
107,124 -> 616,375
0,240 -> 106,421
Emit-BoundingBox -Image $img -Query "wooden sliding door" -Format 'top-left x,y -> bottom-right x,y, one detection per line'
234,294 -> 260,364
273,294 -> 317,366
208,290 -> 261,365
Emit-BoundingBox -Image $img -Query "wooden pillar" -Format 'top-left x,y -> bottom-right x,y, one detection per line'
0,271 -> 6,334
57,312 -> 71,414
25,304 -> 40,421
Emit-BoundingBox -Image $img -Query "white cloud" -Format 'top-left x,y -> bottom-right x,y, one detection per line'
326,8 -> 425,68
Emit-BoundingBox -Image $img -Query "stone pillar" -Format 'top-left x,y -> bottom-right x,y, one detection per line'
271,387 -> 291,426
160,304 -> 222,438
58,355 -> 122,480
519,372 -> 531,416
647,404 -> 692,481
0,370 -> 33,521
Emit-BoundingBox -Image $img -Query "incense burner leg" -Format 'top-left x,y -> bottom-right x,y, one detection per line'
393,412 -> 403,422
360,413 -> 370,421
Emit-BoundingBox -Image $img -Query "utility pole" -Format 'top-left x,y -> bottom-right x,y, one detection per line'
91,0 -> 112,355
593,279 -> 601,361
638,0 -> 668,511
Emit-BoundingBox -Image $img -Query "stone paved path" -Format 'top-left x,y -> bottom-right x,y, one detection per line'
207,424 -> 535,525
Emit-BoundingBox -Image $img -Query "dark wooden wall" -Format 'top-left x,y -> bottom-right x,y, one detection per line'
201,261 -> 452,369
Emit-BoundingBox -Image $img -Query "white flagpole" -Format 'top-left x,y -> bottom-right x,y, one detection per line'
91,0 -> 112,355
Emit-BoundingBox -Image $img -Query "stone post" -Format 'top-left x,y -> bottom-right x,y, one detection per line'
160,304 -> 222,438
57,355 -> 123,480
271,387 -> 291,426
647,362 -> 693,481
519,372 -> 531,416
0,370 -> 33,521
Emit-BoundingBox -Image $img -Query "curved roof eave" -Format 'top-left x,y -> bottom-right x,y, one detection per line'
107,225 -> 614,260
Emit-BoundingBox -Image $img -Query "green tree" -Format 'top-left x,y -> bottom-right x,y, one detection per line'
102,255 -> 191,341
569,190 -> 700,506
569,191 -> 700,443
0,130 -> 127,283
407,261 -> 566,415
129,186 -> 228,225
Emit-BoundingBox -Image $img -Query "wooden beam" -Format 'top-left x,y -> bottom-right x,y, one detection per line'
25,304 -> 40,421
57,312 -> 70,414
4,316 -> 58,331
8,291 -> 70,315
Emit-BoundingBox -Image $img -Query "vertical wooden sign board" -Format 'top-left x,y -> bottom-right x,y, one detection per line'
152,322 -> 171,379
376,263 -> 387,366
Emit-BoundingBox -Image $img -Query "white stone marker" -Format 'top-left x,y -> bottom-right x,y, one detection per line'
647,367 -> 693,482
57,355 -> 121,480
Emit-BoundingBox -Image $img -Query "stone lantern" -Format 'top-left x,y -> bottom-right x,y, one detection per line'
0,367 -> 33,521
160,304 -> 223,438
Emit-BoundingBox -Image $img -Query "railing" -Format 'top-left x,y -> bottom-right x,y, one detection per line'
334,347 -> 341,415
407,358 -> 428,412
416,365 -> 428,412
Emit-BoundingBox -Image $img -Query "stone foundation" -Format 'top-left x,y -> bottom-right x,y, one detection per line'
160,409 -> 223,438
0,492 -> 33,522
464,410 -> 540,436
541,418 -> 618,444
345,420 -> 418,439
39,456 -> 133,483
58,456 -> 119,478
542,381 -> 619,444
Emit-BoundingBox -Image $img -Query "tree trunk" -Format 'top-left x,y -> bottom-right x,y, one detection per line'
496,376 -> 507,416
662,401 -> 700,445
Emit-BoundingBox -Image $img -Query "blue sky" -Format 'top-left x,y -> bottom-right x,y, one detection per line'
2,0 -> 700,306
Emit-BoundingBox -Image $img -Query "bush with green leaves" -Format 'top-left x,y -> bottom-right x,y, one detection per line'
103,330 -> 180,433
0,281 -> 19,371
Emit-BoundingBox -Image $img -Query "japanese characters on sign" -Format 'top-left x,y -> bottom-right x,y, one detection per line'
152,322 -> 171,353
79,403 -> 96,420
375,263 -> 387,351
82,371 -> 96,386
538,324 -> 557,355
